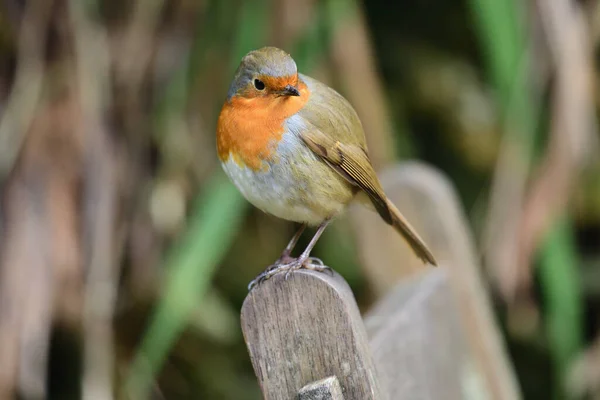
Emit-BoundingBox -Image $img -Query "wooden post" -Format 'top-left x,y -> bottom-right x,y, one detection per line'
241,270 -> 381,400
353,161 -> 521,400
365,268 -> 466,399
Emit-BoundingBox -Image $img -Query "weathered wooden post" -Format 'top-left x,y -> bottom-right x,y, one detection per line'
241,161 -> 521,399
241,269 -> 382,400
365,267 -> 466,399
354,161 -> 521,400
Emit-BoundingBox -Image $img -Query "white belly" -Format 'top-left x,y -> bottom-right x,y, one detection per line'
220,127 -> 351,225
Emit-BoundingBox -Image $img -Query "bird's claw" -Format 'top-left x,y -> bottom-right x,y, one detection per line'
283,257 -> 331,279
247,257 -> 332,291
247,261 -> 291,290
307,256 -> 324,267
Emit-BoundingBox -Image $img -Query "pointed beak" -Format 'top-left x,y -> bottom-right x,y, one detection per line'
281,84 -> 300,97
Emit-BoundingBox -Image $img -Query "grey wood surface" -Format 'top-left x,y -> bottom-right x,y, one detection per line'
365,268 -> 466,400
298,376 -> 344,399
241,269 -> 381,400
354,161 -> 521,400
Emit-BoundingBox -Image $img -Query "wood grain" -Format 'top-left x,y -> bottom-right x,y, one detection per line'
365,268 -> 465,399
241,269 -> 381,400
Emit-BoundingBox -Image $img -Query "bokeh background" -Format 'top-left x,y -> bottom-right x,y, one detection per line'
0,0 -> 599,399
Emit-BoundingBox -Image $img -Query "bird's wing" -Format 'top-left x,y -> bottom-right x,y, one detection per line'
301,128 -> 437,265
299,128 -> 393,225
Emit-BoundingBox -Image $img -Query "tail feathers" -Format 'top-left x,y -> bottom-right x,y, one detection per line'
384,198 -> 438,266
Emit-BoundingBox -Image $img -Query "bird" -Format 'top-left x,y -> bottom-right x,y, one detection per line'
216,46 -> 437,289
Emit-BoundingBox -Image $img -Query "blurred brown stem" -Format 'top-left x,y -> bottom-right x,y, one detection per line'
481,47 -> 540,300
68,0 -> 118,399
328,0 -> 396,169
517,0 -> 596,283
0,0 -> 52,181
482,0 -> 597,300
0,1 -> 53,398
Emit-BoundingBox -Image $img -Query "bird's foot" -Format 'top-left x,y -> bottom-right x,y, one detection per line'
247,257 -> 332,291
283,257 -> 332,279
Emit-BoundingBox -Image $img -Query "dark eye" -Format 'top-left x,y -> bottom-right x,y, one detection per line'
254,79 -> 265,90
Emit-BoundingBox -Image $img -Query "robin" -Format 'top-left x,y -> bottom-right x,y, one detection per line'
217,47 -> 437,289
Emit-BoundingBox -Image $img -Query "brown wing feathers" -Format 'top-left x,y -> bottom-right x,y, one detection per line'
300,129 -> 437,266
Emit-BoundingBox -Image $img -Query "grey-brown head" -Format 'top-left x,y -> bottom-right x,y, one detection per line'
227,47 -> 301,100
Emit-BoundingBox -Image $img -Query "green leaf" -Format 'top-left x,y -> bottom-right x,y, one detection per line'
539,217 -> 584,397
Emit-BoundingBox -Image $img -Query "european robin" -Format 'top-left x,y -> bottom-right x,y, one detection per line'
217,47 -> 437,289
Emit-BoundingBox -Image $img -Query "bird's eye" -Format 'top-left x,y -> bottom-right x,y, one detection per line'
254,79 -> 265,90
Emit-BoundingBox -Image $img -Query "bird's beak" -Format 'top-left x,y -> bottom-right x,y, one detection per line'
281,84 -> 300,97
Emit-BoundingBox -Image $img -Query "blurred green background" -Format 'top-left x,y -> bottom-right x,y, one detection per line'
0,0 -> 599,399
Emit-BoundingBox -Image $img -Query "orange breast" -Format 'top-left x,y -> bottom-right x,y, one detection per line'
216,81 -> 310,171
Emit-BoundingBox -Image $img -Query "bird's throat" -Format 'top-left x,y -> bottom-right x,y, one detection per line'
216,80 -> 310,171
